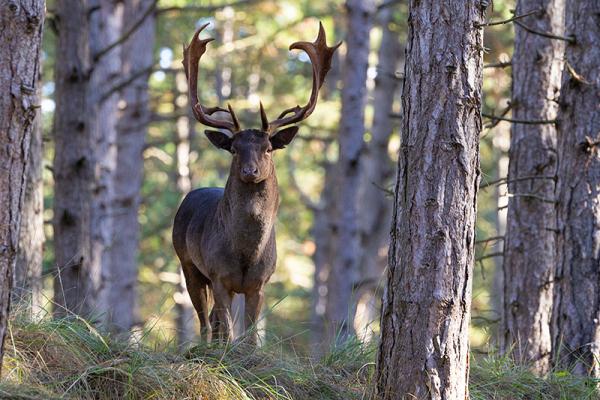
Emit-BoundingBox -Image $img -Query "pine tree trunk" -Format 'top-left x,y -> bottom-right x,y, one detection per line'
174,71 -> 197,345
53,0 -> 122,320
551,0 -> 600,377
108,0 -> 154,334
376,1 -> 485,398
501,0 -> 565,374
0,0 -> 45,374
14,99 -> 44,318
310,161 -> 339,352
355,6 -> 402,334
326,0 -> 375,341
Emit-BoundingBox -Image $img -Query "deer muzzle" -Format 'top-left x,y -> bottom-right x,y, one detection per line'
241,165 -> 260,183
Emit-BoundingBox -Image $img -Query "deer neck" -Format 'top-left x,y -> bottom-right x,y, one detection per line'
219,168 -> 279,257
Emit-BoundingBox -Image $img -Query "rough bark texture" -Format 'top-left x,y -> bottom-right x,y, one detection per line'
326,0 -> 375,341
376,1 -> 485,398
14,97 -> 44,317
0,0 -> 45,374
551,0 -> 600,377
53,0 -> 121,320
501,0 -> 565,374
355,6 -> 402,332
108,0 -> 154,334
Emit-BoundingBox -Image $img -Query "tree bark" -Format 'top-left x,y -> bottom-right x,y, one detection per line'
501,0 -> 565,374
326,0 -> 375,341
107,0 -> 155,334
0,0 -> 45,374
376,1 -> 485,398
14,93 -> 44,319
551,0 -> 600,377
355,5 -> 402,337
53,0 -> 122,320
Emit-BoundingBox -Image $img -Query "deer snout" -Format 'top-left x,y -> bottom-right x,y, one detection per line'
241,165 -> 260,183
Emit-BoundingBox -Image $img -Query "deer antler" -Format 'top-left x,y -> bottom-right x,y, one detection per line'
264,22 -> 341,134
183,23 -> 241,133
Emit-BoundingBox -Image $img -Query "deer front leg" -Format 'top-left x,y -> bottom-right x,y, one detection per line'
181,263 -> 212,343
211,280 -> 234,342
244,288 -> 264,345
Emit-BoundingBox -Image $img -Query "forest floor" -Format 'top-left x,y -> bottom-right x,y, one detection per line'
1,315 -> 598,399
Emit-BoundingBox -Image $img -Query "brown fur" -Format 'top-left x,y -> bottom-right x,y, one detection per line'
172,128 -> 297,343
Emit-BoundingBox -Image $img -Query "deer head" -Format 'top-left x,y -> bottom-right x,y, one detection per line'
183,22 -> 341,184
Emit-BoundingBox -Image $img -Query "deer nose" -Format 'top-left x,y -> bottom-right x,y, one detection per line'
241,166 -> 259,181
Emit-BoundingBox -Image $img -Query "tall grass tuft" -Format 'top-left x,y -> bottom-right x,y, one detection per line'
470,352 -> 600,400
2,312 -> 600,399
0,315 -> 371,399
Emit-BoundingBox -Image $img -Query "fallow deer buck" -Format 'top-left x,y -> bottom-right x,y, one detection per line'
172,22 -> 340,344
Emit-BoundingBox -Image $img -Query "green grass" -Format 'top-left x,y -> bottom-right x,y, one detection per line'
470,354 -> 600,400
1,315 -> 371,399
1,315 -> 598,399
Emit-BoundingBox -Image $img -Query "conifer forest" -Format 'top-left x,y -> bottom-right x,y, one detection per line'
1,0 -> 599,398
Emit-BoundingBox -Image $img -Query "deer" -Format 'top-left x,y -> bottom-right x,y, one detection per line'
172,22 -> 340,345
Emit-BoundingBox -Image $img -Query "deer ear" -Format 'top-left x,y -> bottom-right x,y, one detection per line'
205,130 -> 233,152
270,126 -> 299,150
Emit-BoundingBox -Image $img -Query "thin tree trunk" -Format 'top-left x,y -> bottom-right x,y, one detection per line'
0,0 -> 45,374
14,97 -> 44,319
355,5 -> 402,336
174,71 -> 196,345
551,0 -> 600,377
326,0 -> 375,342
376,1 -> 485,398
501,0 -> 565,374
108,0 -> 155,334
53,0 -> 122,320
492,144 -> 509,342
310,161 -> 338,353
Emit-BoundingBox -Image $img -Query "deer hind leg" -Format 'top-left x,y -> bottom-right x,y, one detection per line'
181,262 -> 212,343
244,288 -> 265,345
211,280 -> 234,343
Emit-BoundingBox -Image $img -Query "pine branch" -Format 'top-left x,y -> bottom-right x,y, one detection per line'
565,61 -> 591,84
484,61 -> 512,69
475,236 -> 504,245
477,9 -> 541,27
94,0 -> 159,62
482,113 -> 556,125
476,252 -> 504,262
479,174 -> 556,189
506,193 -> 557,203
514,20 -> 575,43
482,102 -> 512,130
100,64 -> 155,102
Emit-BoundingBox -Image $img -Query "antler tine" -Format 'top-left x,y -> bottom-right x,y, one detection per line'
183,23 -> 240,133
259,102 -> 269,131
227,103 -> 241,131
266,22 -> 341,133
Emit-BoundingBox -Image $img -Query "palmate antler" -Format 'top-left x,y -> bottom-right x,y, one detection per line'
184,22 -> 341,135
183,23 -> 240,133
261,22 -> 341,133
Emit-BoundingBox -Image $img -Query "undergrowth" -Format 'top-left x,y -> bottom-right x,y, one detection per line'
1,315 -> 598,399
0,315 -> 372,400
